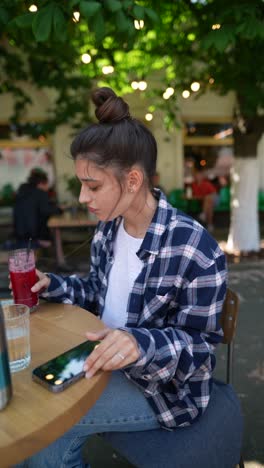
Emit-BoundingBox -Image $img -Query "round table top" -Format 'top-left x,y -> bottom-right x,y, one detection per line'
0,302 -> 110,467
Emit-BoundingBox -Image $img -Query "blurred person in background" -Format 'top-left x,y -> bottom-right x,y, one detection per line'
13,168 -> 62,248
192,168 -> 219,232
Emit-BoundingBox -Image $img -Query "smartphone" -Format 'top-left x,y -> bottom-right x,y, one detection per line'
32,340 -> 100,393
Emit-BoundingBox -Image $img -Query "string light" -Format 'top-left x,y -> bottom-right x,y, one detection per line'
29,4 -> 37,12
134,19 -> 144,30
163,87 -> 175,100
182,90 -> 190,99
145,113 -> 153,121
81,53 -> 91,64
131,81 -> 139,90
190,81 -> 200,92
138,81 -> 147,90
209,77 -> 215,84
102,65 -> 114,74
212,24 -> 221,30
131,81 -> 147,91
73,11 -> 80,22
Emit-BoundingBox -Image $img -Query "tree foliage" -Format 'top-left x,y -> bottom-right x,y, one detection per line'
0,0 -> 263,135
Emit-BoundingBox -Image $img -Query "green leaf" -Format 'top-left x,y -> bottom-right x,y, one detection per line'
0,7 -> 9,26
116,10 -> 130,33
32,5 -> 54,42
240,17 -> 262,40
202,28 -> 235,52
126,20 -> 136,38
69,0 -> 80,7
53,5 -> 67,42
80,1 -> 101,18
145,8 -> 160,23
122,0 -> 133,7
14,13 -> 33,29
105,0 -> 122,13
93,11 -> 105,42
133,4 -> 145,19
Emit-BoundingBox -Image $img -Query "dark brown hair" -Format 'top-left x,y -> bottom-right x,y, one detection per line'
70,87 -> 157,184
27,168 -> 48,186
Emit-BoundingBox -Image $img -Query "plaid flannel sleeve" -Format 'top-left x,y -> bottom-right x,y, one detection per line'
41,233 -> 100,312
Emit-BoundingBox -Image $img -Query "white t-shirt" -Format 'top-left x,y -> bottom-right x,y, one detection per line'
102,219 -> 143,329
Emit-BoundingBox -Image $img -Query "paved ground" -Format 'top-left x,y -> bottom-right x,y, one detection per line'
216,261 -> 264,468
1,226 -> 264,467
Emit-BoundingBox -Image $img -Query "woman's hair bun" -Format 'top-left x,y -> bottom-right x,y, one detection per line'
91,87 -> 130,123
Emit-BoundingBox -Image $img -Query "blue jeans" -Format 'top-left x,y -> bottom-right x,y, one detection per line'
16,374 -> 242,468
15,371 -> 160,468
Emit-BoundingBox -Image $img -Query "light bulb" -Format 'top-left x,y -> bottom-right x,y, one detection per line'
145,113 -> 153,121
102,66 -> 114,74
73,11 -> 80,22
131,81 -> 139,90
182,90 -> 190,99
134,19 -> 144,30
212,24 -> 221,30
29,4 -> 38,12
81,53 -> 91,64
138,81 -> 147,91
190,82 -> 200,92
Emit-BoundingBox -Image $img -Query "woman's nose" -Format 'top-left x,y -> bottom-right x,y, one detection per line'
79,186 -> 92,204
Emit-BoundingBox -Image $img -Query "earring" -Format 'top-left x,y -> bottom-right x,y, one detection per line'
129,187 -> 134,193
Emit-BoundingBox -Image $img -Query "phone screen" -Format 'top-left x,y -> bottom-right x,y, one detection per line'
32,340 -> 99,392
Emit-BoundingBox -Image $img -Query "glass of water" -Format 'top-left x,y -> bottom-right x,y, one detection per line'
2,303 -> 31,373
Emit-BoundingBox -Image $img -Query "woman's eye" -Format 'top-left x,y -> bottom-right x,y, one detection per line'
89,186 -> 99,192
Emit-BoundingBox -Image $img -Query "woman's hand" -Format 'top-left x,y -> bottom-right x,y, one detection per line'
31,269 -> 51,293
83,328 -> 140,378
9,268 -> 50,294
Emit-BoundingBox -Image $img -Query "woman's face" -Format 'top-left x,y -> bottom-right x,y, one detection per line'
75,158 -> 131,221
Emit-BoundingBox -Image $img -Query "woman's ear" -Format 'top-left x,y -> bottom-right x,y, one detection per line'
126,168 -> 144,193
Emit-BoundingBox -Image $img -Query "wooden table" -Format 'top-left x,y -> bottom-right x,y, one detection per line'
48,213 -> 97,267
0,302 -> 110,467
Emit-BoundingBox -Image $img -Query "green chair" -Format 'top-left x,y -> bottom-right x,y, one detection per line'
187,197 -> 201,214
258,190 -> 264,212
168,189 -> 187,211
215,186 -> 230,212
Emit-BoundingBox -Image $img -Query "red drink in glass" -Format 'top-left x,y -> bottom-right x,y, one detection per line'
9,249 -> 38,310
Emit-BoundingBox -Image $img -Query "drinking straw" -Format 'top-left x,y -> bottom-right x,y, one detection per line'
26,238 -> 32,262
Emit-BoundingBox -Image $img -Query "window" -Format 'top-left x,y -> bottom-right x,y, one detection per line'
183,119 -> 234,178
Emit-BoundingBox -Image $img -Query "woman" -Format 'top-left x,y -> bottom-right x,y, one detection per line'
18,87 -> 227,467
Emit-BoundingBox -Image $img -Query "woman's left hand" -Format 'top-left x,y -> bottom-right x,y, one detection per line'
83,328 -> 140,378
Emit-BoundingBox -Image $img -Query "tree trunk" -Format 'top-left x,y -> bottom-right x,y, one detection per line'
226,158 -> 260,253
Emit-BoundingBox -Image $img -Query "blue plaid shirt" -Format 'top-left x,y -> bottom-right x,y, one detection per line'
43,190 -> 227,429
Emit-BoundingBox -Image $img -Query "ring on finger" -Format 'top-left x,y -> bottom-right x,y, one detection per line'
116,352 -> 125,360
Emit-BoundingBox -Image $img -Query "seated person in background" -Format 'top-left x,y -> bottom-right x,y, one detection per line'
192,169 -> 218,232
13,168 -> 62,248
